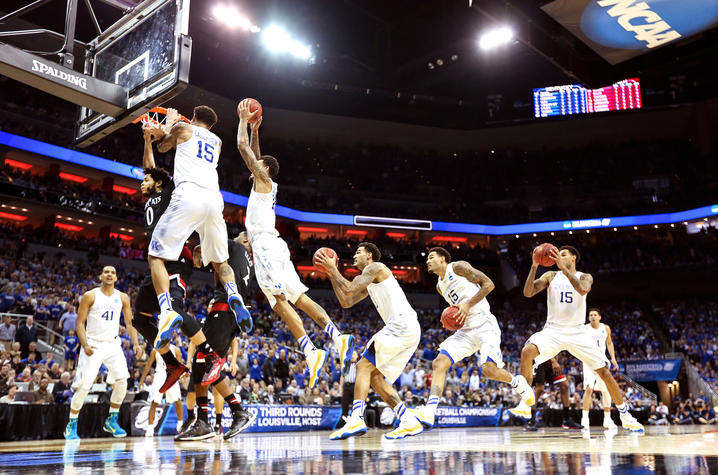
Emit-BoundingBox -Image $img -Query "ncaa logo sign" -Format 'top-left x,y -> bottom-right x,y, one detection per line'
580,0 -> 718,50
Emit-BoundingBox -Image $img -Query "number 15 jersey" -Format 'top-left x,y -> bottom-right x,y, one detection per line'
174,124 -> 221,192
438,262 -> 492,330
546,271 -> 586,327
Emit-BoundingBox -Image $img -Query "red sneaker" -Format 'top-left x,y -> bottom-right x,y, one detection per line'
160,363 -> 188,393
201,351 -> 226,386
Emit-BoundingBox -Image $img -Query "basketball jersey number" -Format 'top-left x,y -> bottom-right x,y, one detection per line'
559,291 -> 573,303
448,289 -> 460,304
101,311 -> 114,321
196,140 -> 215,163
145,207 -> 154,226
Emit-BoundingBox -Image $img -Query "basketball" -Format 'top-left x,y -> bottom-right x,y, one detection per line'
534,242 -> 558,267
313,247 -> 338,272
441,305 -> 463,331
238,98 -> 262,124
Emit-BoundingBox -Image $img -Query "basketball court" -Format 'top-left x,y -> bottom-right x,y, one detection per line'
0,426 -> 715,473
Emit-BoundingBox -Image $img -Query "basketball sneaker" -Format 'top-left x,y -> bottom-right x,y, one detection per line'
411,406 -> 434,430
200,351 -> 226,386
176,418 -> 214,441
513,375 -> 535,406
224,408 -> 257,440
306,349 -> 328,389
562,418 -> 582,430
155,310 -> 183,350
64,418 -> 79,440
604,415 -> 618,430
177,416 -> 195,438
619,413 -> 644,432
214,423 -> 223,437
103,413 -> 127,438
508,400 -> 533,420
145,425 -> 154,438
160,362 -> 188,393
339,335 -> 356,377
228,294 -> 253,333
384,413 -> 424,440
329,413 -> 367,440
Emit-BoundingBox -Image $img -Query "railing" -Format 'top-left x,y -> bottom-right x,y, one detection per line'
616,372 -> 658,406
675,352 -> 718,407
0,312 -> 66,359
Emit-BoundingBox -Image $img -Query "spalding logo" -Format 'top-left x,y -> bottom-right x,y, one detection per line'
581,0 -> 718,50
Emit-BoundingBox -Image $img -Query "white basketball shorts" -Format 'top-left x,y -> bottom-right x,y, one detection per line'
438,314 -> 504,368
251,233 -> 308,308
148,182 -> 228,266
150,369 -> 181,404
363,317 -> 421,383
73,337 -> 129,391
527,323 -> 609,372
582,362 -> 608,393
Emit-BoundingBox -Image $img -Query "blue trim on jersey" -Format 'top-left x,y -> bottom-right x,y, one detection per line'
439,349 -> 455,365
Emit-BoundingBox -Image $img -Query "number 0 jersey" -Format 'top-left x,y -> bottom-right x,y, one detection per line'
144,185 -> 174,243
437,262 -> 492,329
85,287 -> 123,342
546,271 -> 586,327
174,124 -> 221,191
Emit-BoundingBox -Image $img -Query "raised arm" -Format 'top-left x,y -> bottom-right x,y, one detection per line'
237,100 -> 272,192
250,116 -> 262,160
120,292 -> 143,358
155,122 -> 193,153
75,291 -> 95,356
142,124 -> 159,168
550,247 -> 593,296
605,324 -> 619,370
315,255 -> 384,308
451,261 -> 495,323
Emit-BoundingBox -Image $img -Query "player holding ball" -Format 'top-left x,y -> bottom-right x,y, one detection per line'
412,247 -> 535,430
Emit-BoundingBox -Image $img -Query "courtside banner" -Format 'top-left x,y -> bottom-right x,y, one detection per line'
620,359 -> 682,382
433,406 -> 502,428
209,405 -> 342,433
541,0 -> 718,65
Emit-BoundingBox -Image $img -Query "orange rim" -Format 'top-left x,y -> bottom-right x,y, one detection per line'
132,107 -> 191,125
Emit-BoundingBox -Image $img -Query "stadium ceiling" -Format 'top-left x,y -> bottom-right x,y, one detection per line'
2,0 -> 717,128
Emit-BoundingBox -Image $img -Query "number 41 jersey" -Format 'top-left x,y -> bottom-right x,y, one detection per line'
86,288 -> 123,342
174,124 -> 221,192
437,262 -> 492,330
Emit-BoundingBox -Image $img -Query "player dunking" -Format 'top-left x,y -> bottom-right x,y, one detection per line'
136,126 -> 223,388
64,266 -> 142,440
413,247 -> 534,429
581,308 -> 619,430
146,107 -> 252,379
509,245 -> 644,432
316,243 -> 424,440
236,101 -> 355,385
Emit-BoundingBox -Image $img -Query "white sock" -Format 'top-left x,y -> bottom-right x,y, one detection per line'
617,403 -> 628,415
157,292 -> 172,313
299,335 -> 315,357
224,281 -> 239,297
510,375 -> 519,388
324,321 -> 343,347
351,400 -> 365,418
582,409 -> 589,419
426,395 -> 440,416
394,402 -> 408,420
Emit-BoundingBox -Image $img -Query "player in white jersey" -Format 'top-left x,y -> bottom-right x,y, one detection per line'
316,243 -> 424,440
509,245 -> 643,432
236,100 -> 356,386
581,308 -> 619,430
64,266 -> 142,440
412,247 -> 534,430
146,106 -> 251,388
139,346 -> 184,437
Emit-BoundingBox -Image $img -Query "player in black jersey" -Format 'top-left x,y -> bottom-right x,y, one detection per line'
134,127 -> 224,392
177,233 -> 256,440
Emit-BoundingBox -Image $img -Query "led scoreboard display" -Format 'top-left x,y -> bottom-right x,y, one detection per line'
533,78 -> 641,118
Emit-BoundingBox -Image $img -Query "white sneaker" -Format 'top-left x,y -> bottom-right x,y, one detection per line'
508,400 -> 532,420
177,420 -> 184,434
329,413 -> 367,440
384,413 -> 424,440
145,426 -> 154,437
581,416 -> 590,430
412,406 -> 435,429
513,375 -> 535,406
619,412 -> 644,433
306,349 -> 328,389
603,416 -> 617,430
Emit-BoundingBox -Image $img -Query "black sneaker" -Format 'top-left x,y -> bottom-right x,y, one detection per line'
224,408 -> 257,440
176,418 -> 214,441
524,419 -> 539,432
178,416 -> 195,435
562,419 -> 582,430
214,423 -> 223,437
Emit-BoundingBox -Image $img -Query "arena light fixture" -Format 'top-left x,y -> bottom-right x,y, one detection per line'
113,184 -> 137,195
4,158 -> 32,170
59,172 -> 88,183
297,226 -> 328,233
212,5 -> 260,32
386,232 -> 406,238
54,223 -> 84,232
345,230 -> 368,236
296,265 -> 316,271
0,211 -> 28,221
431,236 -> 468,243
479,26 -> 514,51
110,232 -> 134,241
261,25 -> 312,61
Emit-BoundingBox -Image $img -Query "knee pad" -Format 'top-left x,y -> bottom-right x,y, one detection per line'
71,386 -> 90,412
111,378 -> 128,405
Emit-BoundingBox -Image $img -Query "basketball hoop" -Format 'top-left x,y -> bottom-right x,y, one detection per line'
132,107 -> 191,129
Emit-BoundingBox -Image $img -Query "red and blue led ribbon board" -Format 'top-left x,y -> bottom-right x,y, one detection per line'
533,78 -> 641,118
